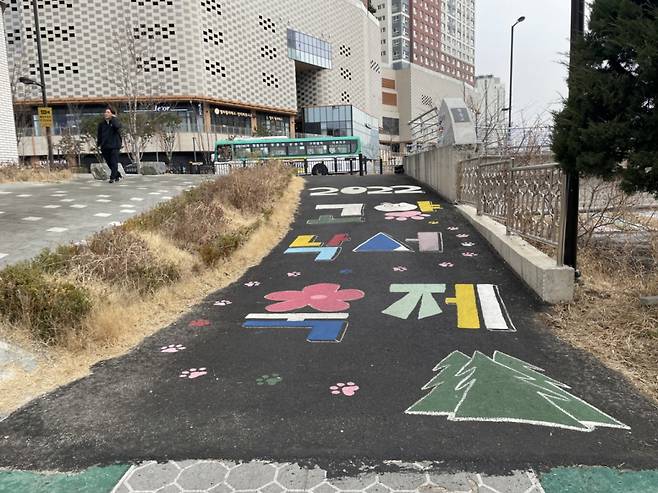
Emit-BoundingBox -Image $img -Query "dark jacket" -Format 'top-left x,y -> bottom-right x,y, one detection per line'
97,116 -> 123,150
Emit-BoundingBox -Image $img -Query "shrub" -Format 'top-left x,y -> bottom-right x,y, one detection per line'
221,163 -> 293,213
198,226 -> 256,266
0,263 -> 92,343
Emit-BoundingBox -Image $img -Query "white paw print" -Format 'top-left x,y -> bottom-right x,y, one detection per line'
461,242 -> 476,247
462,252 -> 479,257
456,234 -> 470,238
438,262 -> 454,268
244,281 -> 261,287
287,272 -> 301,277
160,344 -> 186,353
179,368 -> 207,379
393,266 -> 408,272
447,227 -> 459,231
214,300 -> 232,306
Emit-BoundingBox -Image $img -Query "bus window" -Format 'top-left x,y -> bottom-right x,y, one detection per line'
270,145 -> 288,157
350,139 -> 358,153
288,143 -> 306,156
307,143 -> 328,155
235,146 -> 251,159
329,144 -> 350,155
216,144 -> 233,162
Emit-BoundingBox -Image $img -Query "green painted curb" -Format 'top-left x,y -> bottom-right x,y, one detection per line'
541,467 -> 658,493
0,464 -> 130,493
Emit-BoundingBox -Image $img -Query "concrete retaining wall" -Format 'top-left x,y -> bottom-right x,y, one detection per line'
402,146 -> 575,303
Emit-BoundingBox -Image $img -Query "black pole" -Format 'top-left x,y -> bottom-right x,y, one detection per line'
508,24 -> 515,138
563,0 -> 585,272
31,0 -> 54,171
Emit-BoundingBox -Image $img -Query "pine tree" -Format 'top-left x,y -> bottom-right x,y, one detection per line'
552,0 -> 658,195
406,351 -> 471,415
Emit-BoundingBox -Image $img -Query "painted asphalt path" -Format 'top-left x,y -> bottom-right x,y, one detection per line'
0,174 -> 209,268
0,175 -> 657,492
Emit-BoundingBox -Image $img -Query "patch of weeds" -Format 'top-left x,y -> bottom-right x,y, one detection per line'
0,262 -> 92,343
33,244 -> 80,275
199,225 -> 256,266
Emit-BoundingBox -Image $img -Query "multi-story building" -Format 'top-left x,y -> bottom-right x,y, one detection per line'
0,1 -> 18,164
473,74 -> 506,149
374,0 -> 476,150
4,0 -> 382,163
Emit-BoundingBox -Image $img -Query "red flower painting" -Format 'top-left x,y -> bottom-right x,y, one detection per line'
265,283 -> 365,312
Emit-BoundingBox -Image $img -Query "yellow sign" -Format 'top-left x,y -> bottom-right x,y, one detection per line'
38,107 -> 53,127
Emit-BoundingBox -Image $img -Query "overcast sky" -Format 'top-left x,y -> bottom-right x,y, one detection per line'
475,1 -> 573,124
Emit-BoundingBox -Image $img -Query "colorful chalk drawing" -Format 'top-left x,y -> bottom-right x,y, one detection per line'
310,185 -> 425,196
264,283 -> 365,312
179,368 -> 208,379
330,382 -> 360,396
382,283 -> 516,331
456,234 -> 470,238
284,233 -> 350,261
438,262 -> 454,268
353,233 -> 412,252
428,221 -> 439,225
244,281 -> 261,287
461,242 -> 476,247
447,227 -> 460,231
385,211 -> 430,221
406,232 -> 444,252
417,201 -> 442,213
243,284 -> 365,343
257,374 -> 282,386
189,319 -> 211,328
160,344 -> 186,353
307,204 -> 365,225
339,268 -> 353,275
214,300 -> 232,306
287,272 -> 301,277
374,202 -> 418,212
462,252 -> 478,257
393,266 -> 408,272
405,351 -> 630,432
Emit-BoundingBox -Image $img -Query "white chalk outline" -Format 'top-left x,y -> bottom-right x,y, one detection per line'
477,284 -> 516,332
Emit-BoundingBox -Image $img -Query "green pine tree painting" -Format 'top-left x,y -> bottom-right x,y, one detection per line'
406,351 -> 629,432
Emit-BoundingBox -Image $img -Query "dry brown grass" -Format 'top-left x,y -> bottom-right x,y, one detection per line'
0,165 -> 72,183
0,167 -> 303,415
545,238 -> 658,404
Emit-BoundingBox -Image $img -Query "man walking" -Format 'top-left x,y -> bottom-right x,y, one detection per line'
97,107 -> 123,183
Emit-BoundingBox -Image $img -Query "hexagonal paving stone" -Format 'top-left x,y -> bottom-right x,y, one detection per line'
306,467 -> 328,489
209,482 -> 234,493
311,483 -> 338,493
426,472 -> 477,492
330,474 -> 378,491
127,462 -> 181,490
177,461 -> 230,490
480,472 -> 535,493
159,484 -> 183,493
260,482 -> 285,493
365,484 -> 392,493
226,463 -> 277,490
378,472 -> 428,491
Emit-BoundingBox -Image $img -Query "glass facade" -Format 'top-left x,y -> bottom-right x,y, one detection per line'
256,113 -> 290,137
287,29 -> 332,69
210,108 -> 252,136
300,105 -> 379,159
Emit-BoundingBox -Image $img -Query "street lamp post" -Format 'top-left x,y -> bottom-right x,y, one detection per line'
28,0 -> 54,171
508,15 -> 525,149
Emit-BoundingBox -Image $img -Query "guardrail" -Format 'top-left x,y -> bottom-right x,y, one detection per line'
458,156 -> 567,265
213,157 -> 385,176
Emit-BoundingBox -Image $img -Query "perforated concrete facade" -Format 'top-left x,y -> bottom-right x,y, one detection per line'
0,1 -> 18,163
4,0 -> 381,118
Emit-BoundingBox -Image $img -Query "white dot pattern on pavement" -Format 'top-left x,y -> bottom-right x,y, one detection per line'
113,461 -> 546,493
0,254 -> 7,260
22,216 -> 42,221
94,213 -> 112,218
43,205 -> 61,209
47,227 -> 69,233
70,204 -> 87,208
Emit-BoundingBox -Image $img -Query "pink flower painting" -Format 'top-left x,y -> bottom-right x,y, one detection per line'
265,283 -> 365,312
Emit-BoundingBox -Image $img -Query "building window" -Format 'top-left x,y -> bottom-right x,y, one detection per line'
287,29 -> 332,69
382,117 -> 400,135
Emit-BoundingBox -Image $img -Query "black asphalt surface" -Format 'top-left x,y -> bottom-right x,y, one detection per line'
1,175 -> 657,475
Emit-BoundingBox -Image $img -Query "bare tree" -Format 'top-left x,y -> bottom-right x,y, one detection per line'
9,47 -> 36,161
155,112 -> 181,167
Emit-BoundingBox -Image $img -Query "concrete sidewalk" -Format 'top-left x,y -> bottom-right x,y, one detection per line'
0,174 -> 656,492
0,174 -> 209,267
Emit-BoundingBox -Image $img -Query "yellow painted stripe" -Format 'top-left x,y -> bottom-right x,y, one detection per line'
445,284 -> 480,329
289,235 -> 322,248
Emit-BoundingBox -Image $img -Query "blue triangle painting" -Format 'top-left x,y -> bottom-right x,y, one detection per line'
353,233 -> 412,253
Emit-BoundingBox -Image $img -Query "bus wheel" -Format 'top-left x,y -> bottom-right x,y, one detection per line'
311,163 -> 329,175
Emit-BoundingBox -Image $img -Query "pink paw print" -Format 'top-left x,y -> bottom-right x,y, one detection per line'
461,242 -> 475,247
244,281 -> 261,287
462,252 -> 479,257
438,262 -> 454,268
393,266 -> 408,272
179,368 -> 207,379
214,300 -> 232,306
456,234 -> 470,238
189,319 -> 211,327
287,272 -> 301,277
384,211 -> 430,221
160,344 -> 186,353
330,382 -> 360,396
447,227 -> 459,231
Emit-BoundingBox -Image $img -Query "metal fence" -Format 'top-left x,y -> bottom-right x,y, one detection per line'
458,156 -> 566,264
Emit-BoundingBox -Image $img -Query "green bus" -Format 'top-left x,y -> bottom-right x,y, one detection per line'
214,136 -> 361,162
